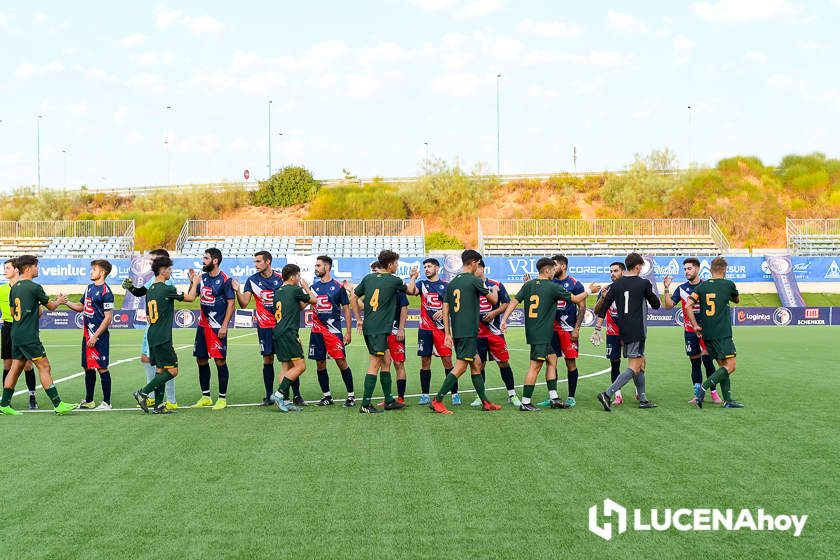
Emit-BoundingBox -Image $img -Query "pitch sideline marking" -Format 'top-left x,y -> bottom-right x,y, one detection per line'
12,332 -> 256,397
18,350 -> 612,413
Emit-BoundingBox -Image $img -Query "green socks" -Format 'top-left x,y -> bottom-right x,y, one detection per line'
362,373 -> 377,406
45,385 -> 61,407
546,378 -> 558,399
720,375 -> 733,402
278,377 -> 292,399
142,372 -> 174,395
0,387 -> 12,407
470,373 -> 487,402
380,371 -> 394,404
703,367 -> 728,390
154,386 -> 164,407
435,373 -> 459,402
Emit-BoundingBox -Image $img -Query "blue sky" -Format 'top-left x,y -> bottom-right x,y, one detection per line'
1,0 -> 837,191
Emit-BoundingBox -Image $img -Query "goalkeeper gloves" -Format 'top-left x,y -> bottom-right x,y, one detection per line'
121,278 -> 134,290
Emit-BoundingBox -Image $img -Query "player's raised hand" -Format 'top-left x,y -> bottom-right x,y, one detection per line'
588,282 -> 601,294
188,269 -> 198,283
589,330 -> 602,347
522,273 -> 532,282
121,278 -> 134,290
231,279 -> 241,292
409,266 -> 419,280
663,275 -> 672,289
300,278 -> 311,292
56,293 -> 68,305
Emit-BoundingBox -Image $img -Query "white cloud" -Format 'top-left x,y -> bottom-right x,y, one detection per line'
125,131 -> 144,146
114,106 -> 128,124
607,10 -> 648,33
130,51 -> 174,65
487,36 -> 523,58
155,6 -> 224,35
673,34 -> 696,64
409,0 -> 458,10
692,0 -> 802,23
431,73 -> 483,97
119,33 -> 147,47
527,84 -> 561,98
767,74 -> 806,91
632,110 -> 651,120
516,18 -> 583,38
742,50 -> 768,63
521,49 -> 633,67
455,0 -> 503,18
15,60 -> 65,77
33,12 -> 48,24
125,73 -> 169,94
67,101 -> 88,116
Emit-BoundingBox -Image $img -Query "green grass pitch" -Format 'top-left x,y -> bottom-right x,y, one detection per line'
1,326 -> 837,559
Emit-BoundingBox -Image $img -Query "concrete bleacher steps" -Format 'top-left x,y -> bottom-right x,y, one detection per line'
0,236 -> 132,259
481,235 -> 720,256
179,235 -> 426,258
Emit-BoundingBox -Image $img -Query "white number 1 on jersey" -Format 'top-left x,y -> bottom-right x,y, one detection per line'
623,291 -> 630,314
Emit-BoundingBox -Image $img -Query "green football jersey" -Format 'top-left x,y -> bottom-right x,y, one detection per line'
692,278 -> 738,340
444,272 -> 489,339
354,273 -> 407,335
9,279 -> 49,345
273,283 -> 310,335
515,278 -> 572,345
146,282 -> 184,346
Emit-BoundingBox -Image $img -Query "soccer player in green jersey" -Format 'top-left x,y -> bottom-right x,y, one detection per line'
351,250 -> 408,414
430,249 -> 501,414
500,257 -> 598,411
0,255 -> 77,416
132,256 -> 199,414
687,257 -> 744,409
2,258 -> 39,410
269,263 -> 318,413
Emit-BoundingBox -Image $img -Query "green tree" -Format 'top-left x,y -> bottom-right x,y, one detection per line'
253,166 -> 321,207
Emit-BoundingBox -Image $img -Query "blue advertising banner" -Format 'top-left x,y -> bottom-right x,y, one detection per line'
37,307 -> 839,329
764,255 -> 805,307
27,255 -> 840,285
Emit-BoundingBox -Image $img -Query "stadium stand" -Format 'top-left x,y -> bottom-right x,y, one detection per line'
177,219 -> 425,258
0,220 -> 134,259
478,218 -> 729,256
786,218 -> 840,255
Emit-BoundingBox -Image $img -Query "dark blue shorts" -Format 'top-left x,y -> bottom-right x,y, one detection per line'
309,330 -> 346,361
82,331 -> 110,369
258,327 -> 274,356
684,331 -> 706,357
605,334 -> 621,361
193,326 -> 228,359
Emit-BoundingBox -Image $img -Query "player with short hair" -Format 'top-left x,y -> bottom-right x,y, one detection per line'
406,257 -> 458,406
61,259 -> 115,410
232,251 -> 305,406
595,252 -> 661,411
369,260 -> 410,406
132,256 -> 199,413
474,259 -> 520,407
1,258 -> 38,410
0,255 -> 78,416
541,254 -> 586,408
189,248 -> 236,411
589,261 -> 633,405
269,264 -> 318,412
687,257 -> 744,409
123,248 -> 179,410
500,257 -> 596,411
429,249 -> 501,414
663,257 -> 722,405
309,255 -> 356,407
351,250 -> 408,414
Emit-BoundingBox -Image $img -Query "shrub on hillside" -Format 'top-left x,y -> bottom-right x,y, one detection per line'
307,181 -> 408,219
405,159 -> 498,222
425,231 -> 464,250
253,166 -> 320,207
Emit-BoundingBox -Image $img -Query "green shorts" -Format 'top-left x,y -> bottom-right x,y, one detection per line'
149,342 -> 178,370
454,337 -> 477,362
364,333 -> 389,356
704,337 -> 736,361
530,343 -> 554,362
11,340 -> 46,362
274,330 -> 305,363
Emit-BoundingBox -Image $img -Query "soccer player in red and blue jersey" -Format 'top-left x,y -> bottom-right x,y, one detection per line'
310,255 -> 355,407
62,259 -> 114,410
233,251 -> 284,405
191,248 -> 235,411
547,255 -> 586,407
475,259 -> 520,407
406,258 -> 458,406
663,257 -> 721,404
